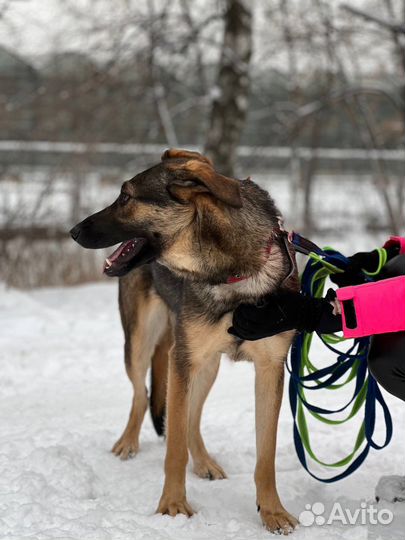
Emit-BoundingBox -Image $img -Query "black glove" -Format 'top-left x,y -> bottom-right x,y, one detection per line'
228,290 -> 342,341
331,245 -> 399,287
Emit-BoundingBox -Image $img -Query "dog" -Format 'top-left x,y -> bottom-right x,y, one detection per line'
70,149 -> 299,534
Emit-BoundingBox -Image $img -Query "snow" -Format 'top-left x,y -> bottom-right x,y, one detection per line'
0,279 -> 404,539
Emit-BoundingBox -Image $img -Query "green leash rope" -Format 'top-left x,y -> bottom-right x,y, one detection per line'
294,247 -> 387,470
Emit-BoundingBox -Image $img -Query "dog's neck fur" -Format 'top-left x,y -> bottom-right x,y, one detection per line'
157,188 -> 297,319
209,240 -> 289,302
152,180 -> 299,323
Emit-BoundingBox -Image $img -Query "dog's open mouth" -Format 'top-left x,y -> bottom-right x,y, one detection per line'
103,238 -> 154,277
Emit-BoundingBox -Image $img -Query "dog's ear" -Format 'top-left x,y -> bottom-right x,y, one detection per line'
166,158 -> 242,208
162,148 -> 213,166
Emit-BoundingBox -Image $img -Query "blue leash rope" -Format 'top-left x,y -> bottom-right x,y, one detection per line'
287,241 -> 393,482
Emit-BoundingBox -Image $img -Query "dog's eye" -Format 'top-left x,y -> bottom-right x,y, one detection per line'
118,192 -> 131,205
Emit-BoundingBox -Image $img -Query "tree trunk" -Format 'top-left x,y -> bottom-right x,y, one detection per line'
204,0 -> 252,176
301,116 -> 323,234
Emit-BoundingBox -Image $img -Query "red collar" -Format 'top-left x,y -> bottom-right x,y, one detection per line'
226,236 -> 274,284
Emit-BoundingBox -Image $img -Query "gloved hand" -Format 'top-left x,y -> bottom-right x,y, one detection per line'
228,290 -> 341,341
331,245 -> 399,287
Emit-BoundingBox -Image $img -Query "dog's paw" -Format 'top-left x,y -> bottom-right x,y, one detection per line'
193,457 -> 227,480
375,475 -> 405,503
157,495 -> 194,517
111,435 -> 139,460
259,507 -> 298,535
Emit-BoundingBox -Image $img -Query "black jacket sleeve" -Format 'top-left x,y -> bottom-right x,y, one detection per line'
229,291 -> 342,341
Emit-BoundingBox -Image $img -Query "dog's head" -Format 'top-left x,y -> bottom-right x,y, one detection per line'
70,149 -> 244,278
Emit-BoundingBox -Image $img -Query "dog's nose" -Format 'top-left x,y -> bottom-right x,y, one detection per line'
70,225 -> 81,241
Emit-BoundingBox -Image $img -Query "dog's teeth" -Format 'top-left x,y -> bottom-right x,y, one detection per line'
105,259 -> 112,267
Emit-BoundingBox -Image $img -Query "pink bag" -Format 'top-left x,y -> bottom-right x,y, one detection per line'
337,276 -> 405,338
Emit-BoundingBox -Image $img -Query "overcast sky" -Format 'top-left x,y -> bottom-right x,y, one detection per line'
0,0 -> 91,59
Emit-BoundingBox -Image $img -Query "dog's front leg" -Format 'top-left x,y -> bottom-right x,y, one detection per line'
157,344 -> 194,517
253,336 -> 298,534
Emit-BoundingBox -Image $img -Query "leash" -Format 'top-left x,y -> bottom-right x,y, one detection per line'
286,237 -> 393,482
225,224 -> 394,480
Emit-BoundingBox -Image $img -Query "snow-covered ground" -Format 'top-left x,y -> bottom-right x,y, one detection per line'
0,279 -> 404,540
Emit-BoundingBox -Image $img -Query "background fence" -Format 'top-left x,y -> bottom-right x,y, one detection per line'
1,141 -> 404,287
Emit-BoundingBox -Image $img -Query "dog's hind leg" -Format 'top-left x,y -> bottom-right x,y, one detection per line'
188,354 -> 226,480
149,324 -> 171,436
112,290 -> 168,460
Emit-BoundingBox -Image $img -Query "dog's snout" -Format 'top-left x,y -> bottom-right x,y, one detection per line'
70,224 -> 81,241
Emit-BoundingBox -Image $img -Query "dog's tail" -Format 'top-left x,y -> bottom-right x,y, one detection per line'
149,327 -> 170,436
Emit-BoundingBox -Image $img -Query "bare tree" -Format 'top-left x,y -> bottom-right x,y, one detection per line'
341,0 -> 405,232
205,0 -> 252,176
146,0 -> 178,147
342,1 -> 405,140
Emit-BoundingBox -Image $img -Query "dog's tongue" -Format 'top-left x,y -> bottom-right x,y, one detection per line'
103,239 -> 144,274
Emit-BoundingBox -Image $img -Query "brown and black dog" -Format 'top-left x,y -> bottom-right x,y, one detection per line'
70,149 -> 299,534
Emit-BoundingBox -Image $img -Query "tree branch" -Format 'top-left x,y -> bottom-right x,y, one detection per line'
341,3 -> 405,34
